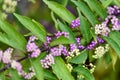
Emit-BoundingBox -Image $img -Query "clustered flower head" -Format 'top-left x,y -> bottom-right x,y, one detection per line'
95,5 -> 120,36
26,36 -> 41,58
0,47 -> 36,79
87,41 -> 97,50
76,37 -> 85,50
66,63 -> 73,72
71,19 -> 80,28
55,31 -> 69,38
107,5 -> 120,15
93,44 -> 109,59
0,48 -> 13,64
70,44 -> 77,52
40,54 -> 54,68
66,49 -> 80,60
95,23 -> 110,36
2,0 -> 18,19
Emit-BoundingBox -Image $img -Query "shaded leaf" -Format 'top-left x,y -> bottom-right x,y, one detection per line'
52,57 -> 74,80
10,69 -> 21,80
73,65 -> 95,80
44,70 -> 58,80
51,12 -> 59,30
103,37 -> 120,58
109,31 -> 120,46
77,9 -> 92,43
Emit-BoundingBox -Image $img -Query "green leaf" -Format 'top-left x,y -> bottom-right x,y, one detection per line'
10,69 -> 21,80
102,0 -> 113,8
69,50 -> 88,64
0,19 -> 27,51
50,36 -> 73,46
51,12 -> 59,30
77,9 -> 92,43
44,70 -> 58,80
0,72 -> 5,80
84,0 -> 107,19
73,65 -> 95,80
58,20 -> 76,43
114,0 -> 120,7
14,13 -> 46,42
0,32 -> 24,51
61,0 -> 68,6
30,59 -> 44,80
109,31 -> 120,46
71,0 -> 97,26
52,57 -> 74,80
30,52 -> 46,80
43,0 -> 75,23
103,37 -> 120,58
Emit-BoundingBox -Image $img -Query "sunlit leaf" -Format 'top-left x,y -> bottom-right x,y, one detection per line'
50,36 -> 73,46
30,52 -> 46,80
69,50 -> 88,64
43,0 -> 75,23
14,13 -> 46,42
0,19 -> 27,51
102,0 -> 113,8
85,0 -> 107,19
71,0 -> 97,26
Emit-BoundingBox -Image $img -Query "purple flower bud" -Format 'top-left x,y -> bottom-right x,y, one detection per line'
70,44 -> 77,52
31,49 -> 41,58
26,42 -> 38,52
40,54 -> 54,68
87,41 -> 97,50
11,60 -> 22,72
71,19 -> 80,28
59,45 -> 68,56
97,36 -> 105,44
50,47 -> 61,56
78,45 -> 85,50
55,31 -> 69,38
46,36 -> 51,44
29,36 -> 38,42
